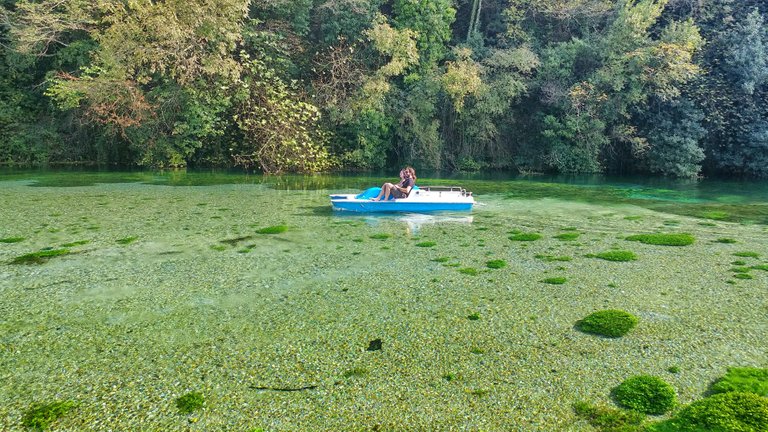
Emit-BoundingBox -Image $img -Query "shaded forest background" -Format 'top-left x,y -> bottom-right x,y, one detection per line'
0,0 -> 766,177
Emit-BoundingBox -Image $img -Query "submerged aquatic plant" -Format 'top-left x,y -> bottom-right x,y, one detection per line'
612,375 -> 677,415
22,400 -> 77,430
572,401 -> 645,431
625,233 -> 695,246
588,250 -> 637,262
342,367 -> 369,378
369,233 -> 391,240
0,236 -> 25,243
61,240 -> 89,247
486,259 -> 507,269
715,238 -> 738,244
459,267 -> 478,276
734,251 -> 760,258
256,225 -> 288,234
175,392 -> 204,414
116,236 -> 138,245
649,392 -> 768,432
509,233 -> 542,241
542,277 -> 567,285
576,310 -> 638,338
709,367 -> 768,396
11,249 -> 71,265
535,254 -> 572,262
554,232 -> 580,241
415,241 -> 436,247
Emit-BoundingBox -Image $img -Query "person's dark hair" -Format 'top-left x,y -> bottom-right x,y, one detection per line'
406,166 -> 417,183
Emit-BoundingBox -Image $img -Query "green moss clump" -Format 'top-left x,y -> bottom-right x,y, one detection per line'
734,251 -> 760,258
573,401 -> 646,431
175,392 -> 204,414
0,236 -> 25,243
256,225 -> 288,234
649,392 -> 768,432
576,309 -> 638,338
416,241 -> 436,247
612,375 -> 676,415
22,400 -> 77,430
342,367 -> 369,378
555,232 -> 580,241
369,233 -> 391,240
535,254 -> 572,262
625,233 -> 695,246
542,277 -> 567,285
486,259 -> 507,269
459,267 -> 478,276
467,312 -> 481,320
710,367 -> 768,396
11,249 -> 71,265
509,233 -> 541,241
588,250 -> 637,262
61,240 -> 89,247
116,236 -> 138,245
716,238 -> 738,244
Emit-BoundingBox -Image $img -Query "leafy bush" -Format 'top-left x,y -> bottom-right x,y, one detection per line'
625,233 -> 695,246
576,310 -> 638,338
612,375 -> 676,415
649,392 -> 768,432
710,367 -> 768,397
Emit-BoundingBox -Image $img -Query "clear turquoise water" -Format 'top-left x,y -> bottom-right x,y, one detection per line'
1,170 -> 766,430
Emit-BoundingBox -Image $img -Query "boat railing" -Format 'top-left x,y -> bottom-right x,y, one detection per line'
417,186 -> 472,197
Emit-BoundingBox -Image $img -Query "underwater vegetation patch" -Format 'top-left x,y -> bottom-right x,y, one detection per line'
572,401 -> 645,432
415,241 -> 436,247
612,375 -> 677,415
369,233 -> 391,240
11,249 -> 71,265
648,392 -> 768,432
470,347 -> 485,354
624,216 -> 643,221
752,264 -> 768,271
458,267 -> 478,276
22,400 -> 77,431
0,236 -> 25,243
715,238 -> 738,244
116,236 -> 138,245
625,233 -> 695,246
431,256 -> 450,263
342,367 -> 369,379
576,310 -> 638,338
61,240 -> 89,247
587,250 -> 637,262
734,251 -> 760,258
256,225 -> 288,234
220,235 -> 253,246
734,273 -> 754,280
175,392 -> 204,415
509,233 -> 542,241
467,312 -> 481,321
541,277 -> 567,285
535,254 -> 572,262
709,367 -> 768,396
486,259 -> 507,269
554,232 -> 580,241
701,210 -> 730,220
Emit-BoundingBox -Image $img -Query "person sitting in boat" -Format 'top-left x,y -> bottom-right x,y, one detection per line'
372,167 -> 417,201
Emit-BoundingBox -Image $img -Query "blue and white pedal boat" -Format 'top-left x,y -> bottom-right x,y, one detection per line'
330,186 -> 475,213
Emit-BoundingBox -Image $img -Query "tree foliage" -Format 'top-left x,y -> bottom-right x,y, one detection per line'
0,0 -> 766,177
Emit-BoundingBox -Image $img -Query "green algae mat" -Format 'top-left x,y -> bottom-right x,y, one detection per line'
1,171 -> 767,431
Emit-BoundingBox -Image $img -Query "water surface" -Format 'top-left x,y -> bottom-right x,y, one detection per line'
1,170 -> 766,430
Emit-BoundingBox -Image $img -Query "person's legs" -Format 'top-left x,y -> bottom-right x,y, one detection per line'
372,183 -> 395,201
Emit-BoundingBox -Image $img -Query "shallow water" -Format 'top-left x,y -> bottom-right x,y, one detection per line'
1,171 -> 767,430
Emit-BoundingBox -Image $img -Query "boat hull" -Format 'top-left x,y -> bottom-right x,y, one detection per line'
330,187 -> 475,213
